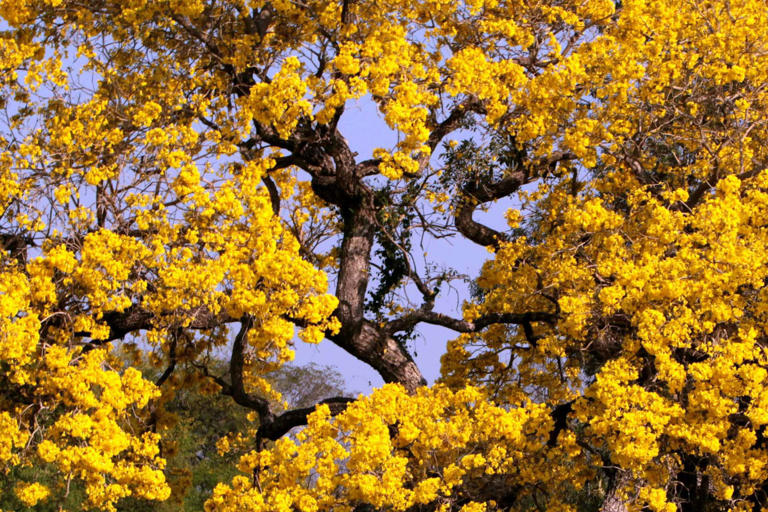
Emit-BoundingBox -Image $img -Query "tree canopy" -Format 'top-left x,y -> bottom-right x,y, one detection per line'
1,0 -> 768,511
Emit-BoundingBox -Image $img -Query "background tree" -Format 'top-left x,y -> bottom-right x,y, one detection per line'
1,0 -> 768,511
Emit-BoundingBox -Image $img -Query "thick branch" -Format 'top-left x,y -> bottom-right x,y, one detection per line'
455,201 -> 509,248
74,304 -> 234,344
226,317 -> 272,418
455,151 -> 573,248
329,320 -> 426,392
455,171 -> 528,248
414,98 -> 485,174
335,206 -> 375,336
257,397 -> 356,441
388,310 -> 556,335
427,98 -> 483,154
547,400 -> 575,447
154,332 -> 178,387
262,174 -> 280,215
355,158 -> 382,177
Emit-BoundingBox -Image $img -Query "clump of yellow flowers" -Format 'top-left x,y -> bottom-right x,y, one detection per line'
1,0 -> 768,510
207,384 -> 566,512
0,265 -> 169,511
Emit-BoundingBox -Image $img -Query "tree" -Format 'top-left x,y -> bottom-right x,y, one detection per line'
1,0 -> 767,511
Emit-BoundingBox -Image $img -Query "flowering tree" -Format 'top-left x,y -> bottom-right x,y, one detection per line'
1,0 -> 768,511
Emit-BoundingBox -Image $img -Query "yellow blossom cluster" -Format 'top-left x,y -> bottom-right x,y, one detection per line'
0,0 -> 342,508
445,175 -> 768,507
436,0 -> 768,509
0,263 -> 169,510
206,384 -> 585,512
1,0 -> 768,510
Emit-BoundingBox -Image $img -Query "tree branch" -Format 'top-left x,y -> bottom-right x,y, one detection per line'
427,98 -> 483,154
387,310 -> 556,335
74,304 -> 235,345
154,331 -> 178,387
454,151 -> 574,248
257,396 -> 356,441
262,174 -> 280,215
227,316 -> 273,418
454,171 -> 528,248
547,400 -> 574,447
355,158 -> 382,177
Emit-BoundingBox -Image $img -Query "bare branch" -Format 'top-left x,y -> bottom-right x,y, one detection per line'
427,97 -> 483,154
257,396 -> 356,441
455,151 -> 574,248
454,171 -> 528,248
262,174 -> 280,215
355,158 -> 382,177
154,331 -> 178,387
227,316 -> 272,418
388,309 -> 556,335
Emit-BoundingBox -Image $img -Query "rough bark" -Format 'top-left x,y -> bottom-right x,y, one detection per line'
335,205 -> 376,339
330,320 -> 426,392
